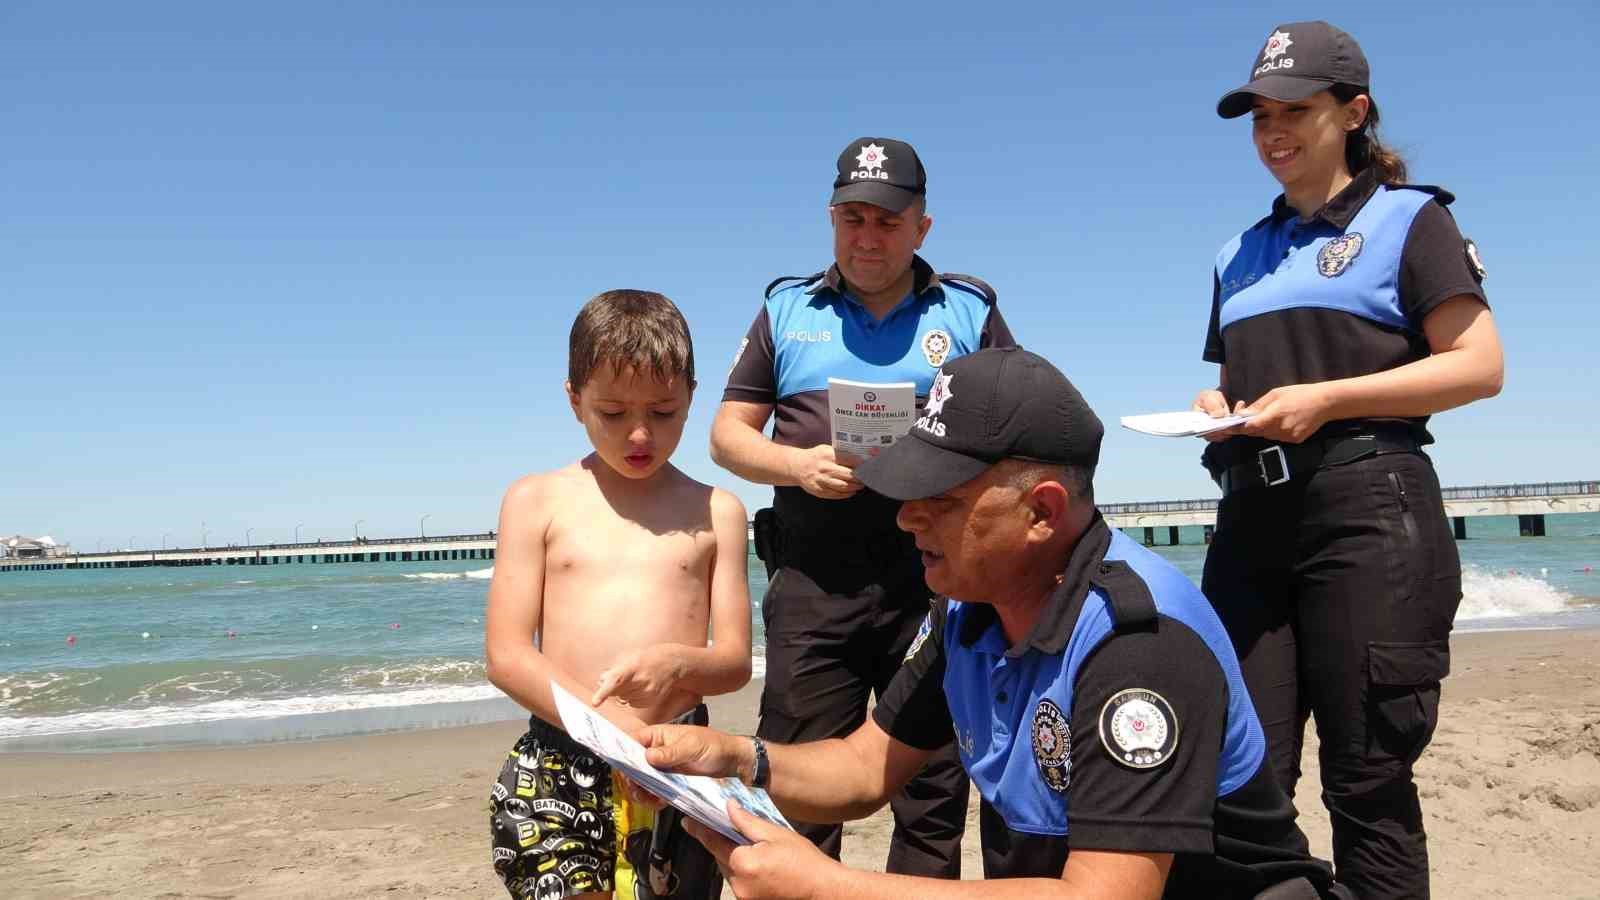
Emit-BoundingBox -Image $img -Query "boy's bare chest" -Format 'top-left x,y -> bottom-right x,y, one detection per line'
544,515 -> 714,579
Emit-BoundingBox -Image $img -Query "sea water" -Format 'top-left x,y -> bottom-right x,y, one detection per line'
3,514 -> 1596,751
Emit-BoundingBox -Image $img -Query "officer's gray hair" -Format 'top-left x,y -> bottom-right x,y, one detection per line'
1002,460 -> 1094,506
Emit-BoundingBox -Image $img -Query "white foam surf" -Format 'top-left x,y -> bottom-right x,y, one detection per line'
1457,565 -> 1578,620
0,683 -> 507,739
404,567 -> 494,581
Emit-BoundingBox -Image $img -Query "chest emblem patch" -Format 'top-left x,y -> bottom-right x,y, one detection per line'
921,329 -> 951,367
1032,699 -> 1072,792
1316,232 -> 1364,277
1098,688 -> 1178,770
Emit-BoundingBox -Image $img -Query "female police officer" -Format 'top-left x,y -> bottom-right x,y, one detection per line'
1193,21 -> 1504,900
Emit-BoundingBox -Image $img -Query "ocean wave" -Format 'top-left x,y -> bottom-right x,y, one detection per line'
0,657 -> 491,716
0,683 -> 507,739
1457,565 -> 1581,620
404,567 -> 494,581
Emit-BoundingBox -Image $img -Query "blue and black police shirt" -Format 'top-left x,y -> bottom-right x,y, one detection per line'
873,515 -> 1339,898
1204,167 -> 1489,445
723,255 -> 1014,545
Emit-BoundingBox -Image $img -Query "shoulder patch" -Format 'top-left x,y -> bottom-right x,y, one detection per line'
764,272 -> 824,299
904,613 -> 933,662
1464,238 -> 1486,282
1098,688 -> 1178,770
937,273 -> 997,305
1031,699 -> 1072,792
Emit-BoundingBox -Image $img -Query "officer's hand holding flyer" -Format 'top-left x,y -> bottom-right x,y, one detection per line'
550,681 -> 792,846
827,377 -> 916,462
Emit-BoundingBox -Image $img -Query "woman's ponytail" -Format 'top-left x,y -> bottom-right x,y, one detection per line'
1331,83 -> 1407,184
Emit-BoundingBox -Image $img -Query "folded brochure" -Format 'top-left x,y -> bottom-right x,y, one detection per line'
550,680 -> 793,846
827,377 -> 916,463
1120,410 -> 1253,438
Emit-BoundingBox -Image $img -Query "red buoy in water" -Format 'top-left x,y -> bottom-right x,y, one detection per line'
66,634 -> 77,646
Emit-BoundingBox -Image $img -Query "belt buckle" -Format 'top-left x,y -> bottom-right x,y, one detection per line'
1257,446 -> 1291,486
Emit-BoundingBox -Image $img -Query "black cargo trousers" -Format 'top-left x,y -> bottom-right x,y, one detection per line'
753,511 -> 969,877
1202,450 -> 1461,900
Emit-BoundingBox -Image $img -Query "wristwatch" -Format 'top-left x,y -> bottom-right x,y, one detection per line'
748,735 -> 771,788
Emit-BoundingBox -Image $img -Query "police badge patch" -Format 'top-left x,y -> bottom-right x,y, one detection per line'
1316,232 -> 1364,277
1098,688 -> 1178,770
921,329 -> 951,367
1464,238 -> 1486,281
1032,699 -> 1072,792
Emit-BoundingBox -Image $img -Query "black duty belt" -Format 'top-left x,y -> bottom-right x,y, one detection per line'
1213,427 -> 1422,496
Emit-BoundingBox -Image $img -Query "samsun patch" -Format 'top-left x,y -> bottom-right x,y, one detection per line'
1317,232 -> 1364,277
903,613 -> 932,662
729,336 -> 749,375
921,329 -> 951,367
1098,688 -> 1178,770
1032,699 -> 1072,792
1464,238 -> 1486,281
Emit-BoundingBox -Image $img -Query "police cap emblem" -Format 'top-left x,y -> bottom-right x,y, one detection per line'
1316,232 -> 1364,277
921,329 -> 951,367
1098,688 -> 1178,770
1031,699 -> 1072,792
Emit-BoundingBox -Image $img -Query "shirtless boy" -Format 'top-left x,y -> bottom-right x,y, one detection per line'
485,289 -> 752,900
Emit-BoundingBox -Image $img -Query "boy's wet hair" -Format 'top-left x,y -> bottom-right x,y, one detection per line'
568,290 -> 696,390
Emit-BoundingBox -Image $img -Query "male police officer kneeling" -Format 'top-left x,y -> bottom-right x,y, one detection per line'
640,348 -> 1347,900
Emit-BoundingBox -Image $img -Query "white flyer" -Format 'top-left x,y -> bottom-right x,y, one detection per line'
827,378 -> 917,463
1120,410 -> 1254,438
549,681 -> 792,846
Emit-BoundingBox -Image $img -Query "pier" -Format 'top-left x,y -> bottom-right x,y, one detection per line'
6,480 -> 1597,573
1102,480 -> 1600,546
0,533 -> 496,573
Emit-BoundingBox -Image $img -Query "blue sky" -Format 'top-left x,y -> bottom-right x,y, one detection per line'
3,2 -> 1595,549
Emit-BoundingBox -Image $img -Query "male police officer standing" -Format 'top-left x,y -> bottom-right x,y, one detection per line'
712,137 -> 1013,875
651,348 -> 1346,899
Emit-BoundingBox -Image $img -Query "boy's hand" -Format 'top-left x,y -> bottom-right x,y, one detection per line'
591,645 -> 688,709
788,444 -> 863,500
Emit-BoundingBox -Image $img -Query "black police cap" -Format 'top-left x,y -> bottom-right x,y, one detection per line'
830,137 -> 926,212
1217,21 -> 1370,119
855,348 -> 1103,502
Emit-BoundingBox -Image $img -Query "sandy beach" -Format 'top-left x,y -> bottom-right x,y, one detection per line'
4,627 -> 1597,899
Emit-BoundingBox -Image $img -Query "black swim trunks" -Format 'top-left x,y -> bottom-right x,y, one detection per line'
489,707 -> 722,900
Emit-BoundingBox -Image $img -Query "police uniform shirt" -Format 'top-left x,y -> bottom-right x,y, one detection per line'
724,255 -> 1014,537
872,515 -> 1336,898
1204,167 -> 1489,436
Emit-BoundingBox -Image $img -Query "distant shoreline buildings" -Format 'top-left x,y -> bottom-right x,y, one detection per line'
1,535 -> 71,560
